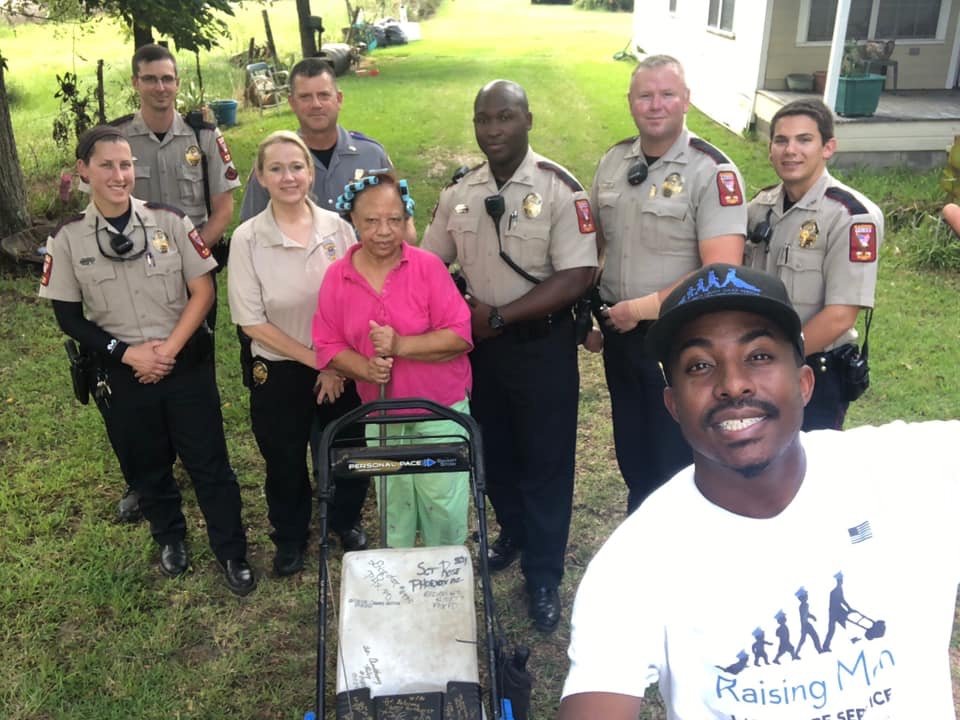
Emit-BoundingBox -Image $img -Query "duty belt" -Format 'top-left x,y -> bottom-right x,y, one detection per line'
503,308 -> 572,342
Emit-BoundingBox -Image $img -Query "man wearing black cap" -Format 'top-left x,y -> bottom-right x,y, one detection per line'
559,263 -> 959,718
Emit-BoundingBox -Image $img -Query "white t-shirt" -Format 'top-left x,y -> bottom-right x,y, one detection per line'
563,421 -> 960,719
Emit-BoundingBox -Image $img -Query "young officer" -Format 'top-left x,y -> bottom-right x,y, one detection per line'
40,126 -> 254,596
107,43 -> 243,522
746,98 -> 883,430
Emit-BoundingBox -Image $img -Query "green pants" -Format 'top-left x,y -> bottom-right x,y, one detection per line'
366,398 -> 470,548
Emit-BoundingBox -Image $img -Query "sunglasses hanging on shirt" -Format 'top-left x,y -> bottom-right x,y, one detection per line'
95,213 -> 149,261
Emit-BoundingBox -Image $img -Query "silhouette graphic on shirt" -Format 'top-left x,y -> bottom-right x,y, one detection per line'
716,650 -> 749,675
751,627 -> 772,666
772,610 -> 798,664
795,586 -> 823,656
823,572 -> 851,651
710,570 -> 887,675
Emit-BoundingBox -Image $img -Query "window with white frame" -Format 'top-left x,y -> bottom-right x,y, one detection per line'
807,0 -> 872,40
804,0 -> 944,41
708,0 -> 735,32
877,0 -> 942,37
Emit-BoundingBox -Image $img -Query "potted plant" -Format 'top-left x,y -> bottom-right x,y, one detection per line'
835,41 -> 885,117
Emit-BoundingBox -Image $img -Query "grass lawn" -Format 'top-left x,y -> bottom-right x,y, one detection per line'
2,0 -> 959,718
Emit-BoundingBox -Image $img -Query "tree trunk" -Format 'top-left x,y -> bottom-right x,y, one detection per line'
132,21 -> 154,49
296,0 -> 318,58
0,52 -> 29,237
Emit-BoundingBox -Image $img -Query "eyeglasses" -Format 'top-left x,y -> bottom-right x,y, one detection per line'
748,208 -> 774,250
137,74 -> 178,87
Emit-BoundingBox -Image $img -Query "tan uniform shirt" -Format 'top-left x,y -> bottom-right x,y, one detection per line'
421,148 -> 598,308
39,197 -> 217,344
592,128 -> 747,302
227,200 -> 356,361
115,111 -> 242,226
745,170 -> 883,350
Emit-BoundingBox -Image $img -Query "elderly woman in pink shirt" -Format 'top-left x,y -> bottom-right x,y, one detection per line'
312,172 -> 472,547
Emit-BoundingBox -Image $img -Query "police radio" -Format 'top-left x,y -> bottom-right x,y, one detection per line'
484,195 -> 505,228
484,195 -> 540,286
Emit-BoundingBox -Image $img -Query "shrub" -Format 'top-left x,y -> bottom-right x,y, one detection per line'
896,212 -> 960,272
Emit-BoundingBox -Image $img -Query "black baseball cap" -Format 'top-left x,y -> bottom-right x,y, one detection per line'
645,263 -> 804,367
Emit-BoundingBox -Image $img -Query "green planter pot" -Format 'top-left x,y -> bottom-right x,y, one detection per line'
835,74 -> 885,117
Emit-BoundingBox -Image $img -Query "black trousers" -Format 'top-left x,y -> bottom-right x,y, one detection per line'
601,324 -> 692,514
469,314 -> 578,590
803,351 -> 850,431
249,358 -> 367,549
97,352 -> 246,564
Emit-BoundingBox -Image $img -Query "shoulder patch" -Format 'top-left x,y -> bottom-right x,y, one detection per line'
188,227 -> 212,259
144,201 -> 186,218
52,213 -> 86,236
107,114 -> 134,127
348,130 -> 386,149
689,137 -> 730,165
537,160 -> 583,192
825,186 -> 869,216
849,222 -> 877,263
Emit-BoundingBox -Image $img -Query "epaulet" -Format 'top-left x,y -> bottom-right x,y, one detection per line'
751,183 -> 779,201
824,186 -> 869,216
689,137 -> 730,165
608,135 -> 638,152
108,114 -> 134,127
144,201 -> 186,218
537,160 -> 583,192
446,162 -> 484,188
348,129 -> 385,149
52,213 -> 85,235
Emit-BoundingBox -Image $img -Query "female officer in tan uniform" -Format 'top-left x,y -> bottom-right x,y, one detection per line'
228,131 -> 362,577
39,126 -> 254,595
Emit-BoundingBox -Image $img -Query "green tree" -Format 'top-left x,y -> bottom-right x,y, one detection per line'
80,0 -> 242,51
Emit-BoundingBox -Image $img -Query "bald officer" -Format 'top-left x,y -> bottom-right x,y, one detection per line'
422,79 -> 597,633
746,98 -> 883,430
40,126 -> 254,595
593,54 -> 746,514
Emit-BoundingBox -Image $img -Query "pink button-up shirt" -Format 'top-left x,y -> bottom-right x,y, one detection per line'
313,242 -> 473,407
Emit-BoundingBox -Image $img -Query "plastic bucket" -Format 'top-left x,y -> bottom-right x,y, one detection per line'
208,99 -> 238,127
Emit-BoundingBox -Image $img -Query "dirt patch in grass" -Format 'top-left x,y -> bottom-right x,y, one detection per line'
422,149 -> 484,180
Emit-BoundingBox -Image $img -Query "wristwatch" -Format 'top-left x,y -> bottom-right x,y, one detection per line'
488,307 -> 506,331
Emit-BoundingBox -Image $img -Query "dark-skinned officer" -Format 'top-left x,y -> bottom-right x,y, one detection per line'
422,80 -> 598,632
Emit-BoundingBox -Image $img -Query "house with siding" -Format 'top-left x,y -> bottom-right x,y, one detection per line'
632,0 -> 960,168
